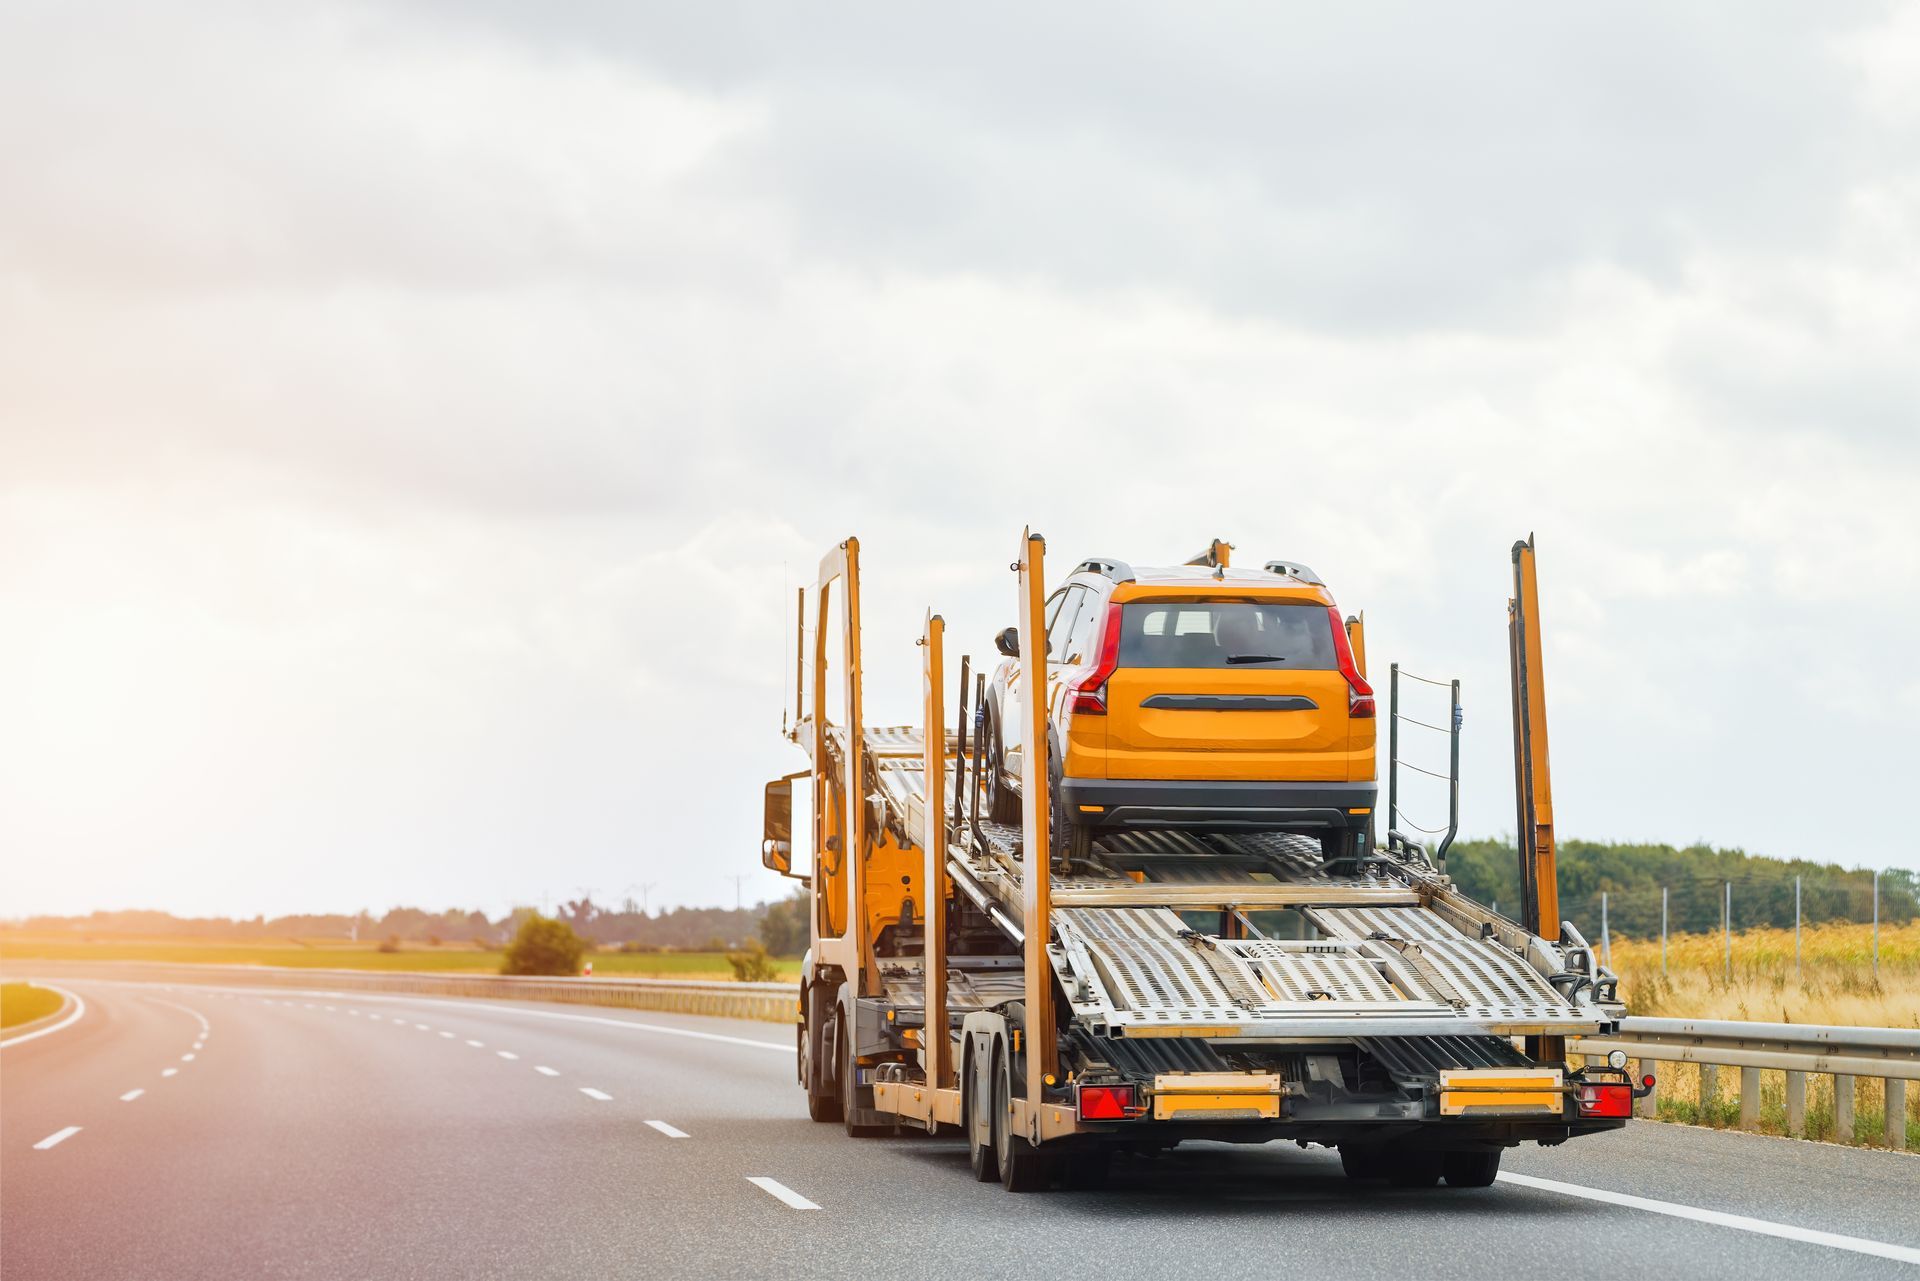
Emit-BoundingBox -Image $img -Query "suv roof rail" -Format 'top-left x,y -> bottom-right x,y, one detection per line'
1263,559 -> 1325,585
1074,557 -> 1136,583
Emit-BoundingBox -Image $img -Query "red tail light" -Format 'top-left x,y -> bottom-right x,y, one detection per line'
1577,1083 -> 1631,1118
1076,1083 -> 1136,1120
1067,605 -> 1123,715
1327,605 -> 1374,717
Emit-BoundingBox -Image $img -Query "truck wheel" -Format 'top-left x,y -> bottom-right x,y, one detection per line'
966,1057 -> 997,1182
1389,1151 -> 1444,1187
1339,1145 -> 1386,1181
1442,1149 -> 1502,1187
993,1048 -> 1049,1192
802,989 -> 841,1123
984,702 -> 1021,824
838,1012 -> 889,1138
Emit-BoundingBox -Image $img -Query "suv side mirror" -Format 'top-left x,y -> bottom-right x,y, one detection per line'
994,626 -> 1019,658
762,778 -> 802,878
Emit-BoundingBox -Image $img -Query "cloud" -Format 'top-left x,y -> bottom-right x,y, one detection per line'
2,1 -> 1917,918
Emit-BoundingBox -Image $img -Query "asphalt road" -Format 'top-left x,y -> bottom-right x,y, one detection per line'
4,978 -> 1917,1280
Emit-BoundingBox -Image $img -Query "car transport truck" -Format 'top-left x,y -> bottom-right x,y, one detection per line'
761,530 -> 1643,1191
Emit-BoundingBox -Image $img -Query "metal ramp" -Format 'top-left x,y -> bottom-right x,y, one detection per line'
848,720 -> 1608,1042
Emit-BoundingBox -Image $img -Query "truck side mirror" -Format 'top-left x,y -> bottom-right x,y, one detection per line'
762,778 -> 801,878
994,626 -> 1019,658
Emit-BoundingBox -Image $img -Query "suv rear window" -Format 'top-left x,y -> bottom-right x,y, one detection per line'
1117,601 -> 1335,669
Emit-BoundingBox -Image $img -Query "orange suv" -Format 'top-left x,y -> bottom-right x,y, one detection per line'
980,553 -> 1376,860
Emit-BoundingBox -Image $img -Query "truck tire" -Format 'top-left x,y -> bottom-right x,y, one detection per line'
1442,1149 -> 1501,1188
802,987 -> 841,1123
966,1052 -> 997,1182
1389,1150 -> 1444,1188
838,1011 -> 890,1138
1339,1145 -> 1387,1181
993,1047 -> 1050,1192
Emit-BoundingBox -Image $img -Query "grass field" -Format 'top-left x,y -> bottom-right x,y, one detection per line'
0,981 -> 65,1029
0,935 -> 801,982
1603,919 -> 1919,1149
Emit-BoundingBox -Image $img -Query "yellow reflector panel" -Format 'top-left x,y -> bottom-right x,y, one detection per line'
1438,1068 -> 1563,1116
1151,1073 -> 1282,1121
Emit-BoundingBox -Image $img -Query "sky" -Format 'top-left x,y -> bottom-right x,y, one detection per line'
3,2 -> 1919,920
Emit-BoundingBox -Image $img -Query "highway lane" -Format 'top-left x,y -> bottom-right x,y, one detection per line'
4,977 -> 1917,1280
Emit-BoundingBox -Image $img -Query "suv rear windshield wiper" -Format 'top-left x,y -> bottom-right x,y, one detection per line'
1224,654 -> 1288,664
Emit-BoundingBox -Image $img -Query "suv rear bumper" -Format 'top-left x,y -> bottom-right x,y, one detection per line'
1059,778 -> 1377,834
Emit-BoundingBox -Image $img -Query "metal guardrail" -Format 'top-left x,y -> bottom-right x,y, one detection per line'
0,961 -> 796,1024
1572,1016 -> 1919,1150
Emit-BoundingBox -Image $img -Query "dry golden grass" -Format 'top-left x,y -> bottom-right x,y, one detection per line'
1606,919 -> 1920,1027
1594,920 -> 1918,1149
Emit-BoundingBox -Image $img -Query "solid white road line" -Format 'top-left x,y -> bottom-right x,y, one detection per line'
120,1089 -> 145,1102
746,1177 -> 819,1210
497,1050 -> 519,1060
0,984 -> 86,1049
1498,1172 -> 1920,1266
146,995 -> 212,1037
33,1127 -> 83,1151
534,1066 -> 560,1077
161,1068 -> 178,1077
645,1120 -> 689,1139
466,1039 -> 484,1048
580,1087 -> 612,1101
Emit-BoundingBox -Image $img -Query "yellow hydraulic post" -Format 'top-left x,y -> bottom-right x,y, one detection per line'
1016,528 -> 1057,1123
920,612 -> 950,1097
1508,535 -> 1563,1062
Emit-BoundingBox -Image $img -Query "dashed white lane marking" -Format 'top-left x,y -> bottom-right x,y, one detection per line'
348,1009 -> 360,1016
181,1053 -> 195,1062
193,1041 -> 204,1050
497,1050 -> 519,1060
580,1088 -> 612,1101
33,1127 -> 82,1151
534,1066 -> 560,1077
120,1089 -> 145,1102
746,1177 -> 819,1210
414,1023 -> 431,1031
161,1068 -> 178,1078
466,1039 -> 484,1048
0,984 -> 86,1049
1497,1173 -> 1920,1266
646,1120 -> 689,1139
439,1031 -> 455,1038
323,1006 -> 336,1012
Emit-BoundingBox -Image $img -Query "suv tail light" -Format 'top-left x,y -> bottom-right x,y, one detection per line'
1076,1082 -> 1137,1120
1327,605 -> 1375,717
1577,1083 -> 1632,1118
1067,605 -> 1123,715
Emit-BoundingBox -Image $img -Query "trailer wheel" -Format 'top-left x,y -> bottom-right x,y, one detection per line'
966,1054 -> 997,1182
802,988 -> 841,1123
1442,1149 -> 1501,1188
1339,1145 -> 1387,1181
993,1047 -> 1049,1192
1389,1150 -> 1444,1188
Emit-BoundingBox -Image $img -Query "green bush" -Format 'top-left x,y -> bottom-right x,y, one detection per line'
726,939 -> 779,982
501,914 -> 586,976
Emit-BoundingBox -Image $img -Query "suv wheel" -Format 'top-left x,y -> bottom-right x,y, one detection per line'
983,700 -> 1021,824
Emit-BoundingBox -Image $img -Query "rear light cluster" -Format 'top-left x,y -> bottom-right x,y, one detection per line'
1326,606 -> 1375,718
1066,605 -> 1124,716
1075,1082 -> 1140,1121
1577,1083 -> 1632,1118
